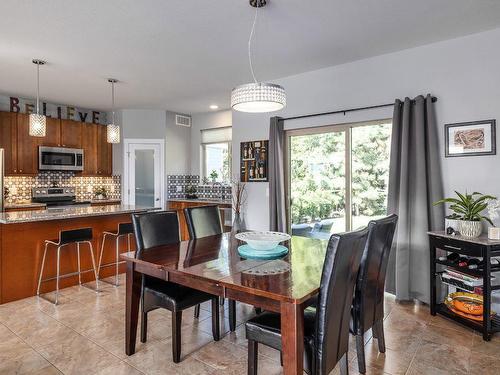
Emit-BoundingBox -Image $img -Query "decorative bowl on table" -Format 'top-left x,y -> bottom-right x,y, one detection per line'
235,231 -> 291,251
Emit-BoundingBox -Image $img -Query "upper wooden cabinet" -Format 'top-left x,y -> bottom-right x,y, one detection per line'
16,113 -> 38,175
97,124 -> 112,175
0,111 -> 18,174
81,123 -> 98,175
0,111 -> 112,176
60,120 -> 82,148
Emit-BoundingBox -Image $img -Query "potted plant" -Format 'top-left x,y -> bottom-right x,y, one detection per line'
434,191 -> 496,238
210,170 -> 218,183
185,185 -> 198,199
94,187 -> 108,200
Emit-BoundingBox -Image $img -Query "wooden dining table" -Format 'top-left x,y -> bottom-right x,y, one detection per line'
120,232 -> 328,375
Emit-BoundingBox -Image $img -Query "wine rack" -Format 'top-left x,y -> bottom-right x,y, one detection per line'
240,140 -> 269,182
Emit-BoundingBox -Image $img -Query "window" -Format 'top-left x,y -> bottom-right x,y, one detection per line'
201,127 -> 232,183
286,120 -> 392,238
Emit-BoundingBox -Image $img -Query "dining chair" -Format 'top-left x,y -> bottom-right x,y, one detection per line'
184,205 -> 238,332
132,211 -> 220,363
352,214 -> 398,374
245,227 -> 369,375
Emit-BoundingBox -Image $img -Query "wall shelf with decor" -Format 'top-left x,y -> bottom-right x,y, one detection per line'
240,140 -> 268,182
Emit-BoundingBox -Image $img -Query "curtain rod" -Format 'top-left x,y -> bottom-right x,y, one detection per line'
281,96 -> 438,121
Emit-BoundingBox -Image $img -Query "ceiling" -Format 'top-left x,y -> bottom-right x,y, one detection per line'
1,0 -> 500,114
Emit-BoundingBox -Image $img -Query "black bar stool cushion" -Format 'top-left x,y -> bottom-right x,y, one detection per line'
143,276 -> 216,312
118,222 -> 134,235
60,228 -> 93,245
184,205 -> 223,239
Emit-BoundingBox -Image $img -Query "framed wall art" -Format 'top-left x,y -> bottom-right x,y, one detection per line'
445,119 -> 496,157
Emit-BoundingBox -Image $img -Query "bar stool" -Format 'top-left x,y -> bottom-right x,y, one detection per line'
37,228 -> 100,305
97,222 -> 134,286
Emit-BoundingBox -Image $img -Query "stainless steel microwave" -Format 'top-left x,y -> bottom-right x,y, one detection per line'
39,146 -> 84,171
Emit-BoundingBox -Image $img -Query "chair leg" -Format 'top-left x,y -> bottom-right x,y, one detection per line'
37,243 -> 49,296
172,310 -> 182,363
140,310 -> 148,343
339,352 -> 349,375
280,352 -> 283,367
248,339 -> 258,375
86,241 -> 100,292
355,334 -> 366,374
254,307 -> 262,315
229,299 -> 236,332
375,320 -> 386,353
211,298 -> 220,341
54,246 -> 61,305
194,304 -> 200,318
115,235 -> 120,286
76,242 -> 82,285
97,233 -> 107,279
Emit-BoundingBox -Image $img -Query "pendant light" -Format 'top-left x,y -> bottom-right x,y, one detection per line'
231,0 -> 286,113
29,59 -> 47,137
107,78 -> 120,144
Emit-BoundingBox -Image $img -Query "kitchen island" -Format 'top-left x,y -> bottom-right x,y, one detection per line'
0,204 -> 154,303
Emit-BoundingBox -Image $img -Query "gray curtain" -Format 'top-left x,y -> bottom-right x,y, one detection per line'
386,95 -> 444,303
269,116 -> 286,232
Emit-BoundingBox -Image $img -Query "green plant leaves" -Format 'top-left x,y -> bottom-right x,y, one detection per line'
434,191 -> 497,224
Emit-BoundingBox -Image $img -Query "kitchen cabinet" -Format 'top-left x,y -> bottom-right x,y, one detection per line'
97,124 -> 112,176
0,111 -> 113,177
44,117 -> 62,147
16,113 -> 38,175
167,200 -> 232,240
0,111 -> 18,174
60,119 -> 82,148
81,123 -> 98,175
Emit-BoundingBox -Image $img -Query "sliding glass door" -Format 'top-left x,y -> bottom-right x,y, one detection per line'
287,120 -> 392,239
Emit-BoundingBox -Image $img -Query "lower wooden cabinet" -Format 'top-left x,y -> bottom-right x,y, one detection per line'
167,200 -> 232,241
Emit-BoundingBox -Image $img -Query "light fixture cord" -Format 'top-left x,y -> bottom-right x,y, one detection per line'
36,62 -> 40,114
111,80 -> 115,124
248,4 -> 259,83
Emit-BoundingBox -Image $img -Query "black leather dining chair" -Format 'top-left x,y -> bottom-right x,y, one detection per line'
245,227 -> 369,375
183,205 -> 238,331
132,211 -> 220,363
352,214 -> 398,374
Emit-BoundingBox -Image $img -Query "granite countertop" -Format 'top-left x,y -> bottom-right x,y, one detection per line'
168,198 -> 232,205
4,201 -> 47,209
0,204 -> 156,224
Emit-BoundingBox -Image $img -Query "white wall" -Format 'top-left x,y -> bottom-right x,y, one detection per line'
190,110 -> 232,176
232,27 -> 500,230
166,111 -> 191,175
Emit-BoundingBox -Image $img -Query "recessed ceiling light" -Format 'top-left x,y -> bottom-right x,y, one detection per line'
209,104 -> 219,110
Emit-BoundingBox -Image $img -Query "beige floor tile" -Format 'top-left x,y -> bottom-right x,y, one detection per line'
0,327 -> 36,362
468,351 -> 500,375
0,349 -> 53,374
420,323 -> 474,348
408,339 -> 470,375
356,340 -> 416,375
37,330 -> 123,374
96,360 -> 145,375
125,339 -> 217,375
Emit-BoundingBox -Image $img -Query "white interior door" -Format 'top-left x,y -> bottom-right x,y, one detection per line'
124,139 -> 164,208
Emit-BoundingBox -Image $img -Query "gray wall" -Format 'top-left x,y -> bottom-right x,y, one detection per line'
190,110 -> 232,176
112,109 -> 191,201
166,111 -> 191,175
232,27 -> 500,230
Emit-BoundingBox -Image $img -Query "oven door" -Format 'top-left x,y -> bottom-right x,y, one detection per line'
39,147 -> 84,171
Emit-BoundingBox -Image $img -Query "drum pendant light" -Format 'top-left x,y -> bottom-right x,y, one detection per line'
107,78 -> 120,144
231,0 -> 286,113
29,59 -> 47,137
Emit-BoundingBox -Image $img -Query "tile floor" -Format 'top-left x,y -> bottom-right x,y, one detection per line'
0,275 -> 498,374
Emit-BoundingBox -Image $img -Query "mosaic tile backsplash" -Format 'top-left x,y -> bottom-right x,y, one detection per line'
4,172 -> 121,203
167,175 -> 231,200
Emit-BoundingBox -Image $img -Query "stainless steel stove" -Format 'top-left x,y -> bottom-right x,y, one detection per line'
32,187 -> 91,207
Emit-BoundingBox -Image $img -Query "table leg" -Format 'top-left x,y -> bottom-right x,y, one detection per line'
125,262 -> 141,355
281,302 -> 304,375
